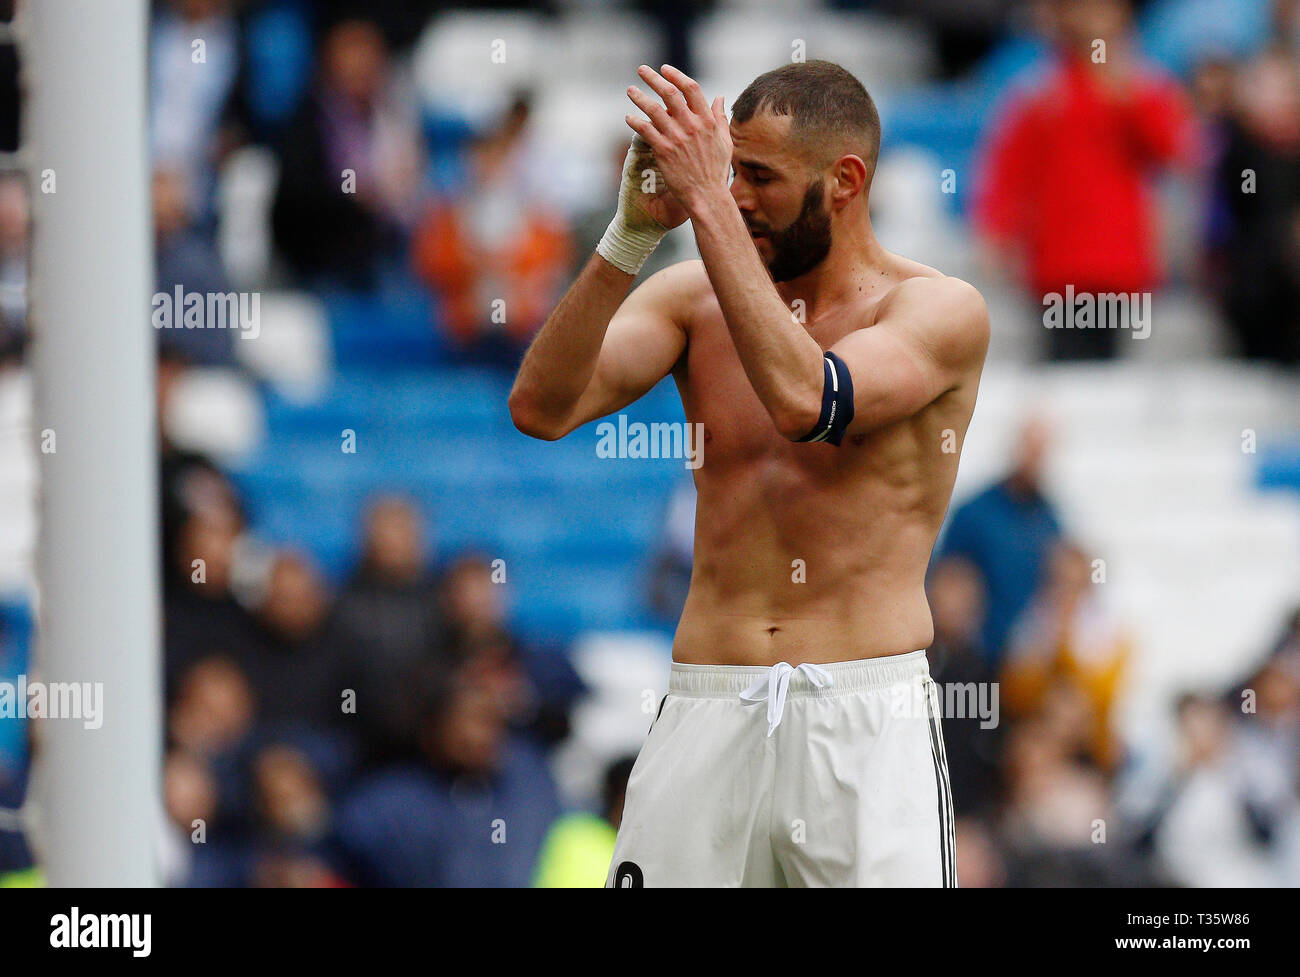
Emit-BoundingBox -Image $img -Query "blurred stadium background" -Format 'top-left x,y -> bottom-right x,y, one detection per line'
2,0 -> 1300,887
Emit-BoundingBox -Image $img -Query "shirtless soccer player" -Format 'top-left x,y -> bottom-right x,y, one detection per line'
509,59 -> 989,887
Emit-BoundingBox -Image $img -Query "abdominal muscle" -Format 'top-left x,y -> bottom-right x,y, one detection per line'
671,589 -> 936,666
669,461 -> 944,666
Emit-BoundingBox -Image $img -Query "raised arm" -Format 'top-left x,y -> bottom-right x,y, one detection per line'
510,132 -> 693,441
508,257 -> 690,441
828,275 -> 989,435
668,175 -> 986,439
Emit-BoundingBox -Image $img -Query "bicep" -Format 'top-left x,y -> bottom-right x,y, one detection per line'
563,265 -> 689,432
830,325 -> 938,432
830,277 -> 987,433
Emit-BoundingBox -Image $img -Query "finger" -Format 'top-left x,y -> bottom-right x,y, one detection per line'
712,94 -> 726,127
660,64 -> 710,116
637,64 -> 690,119
626,86 -> 679,138
625,113 -> 666,152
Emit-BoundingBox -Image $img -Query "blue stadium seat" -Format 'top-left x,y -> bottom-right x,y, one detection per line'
323,288 -> 447,368
0,597 -> 33,776
243,1 -> 314,132
232,366 -> 686,640
1138,0 -> 1271,79
1257,440 -> 1300,494
882,84 -> 992,216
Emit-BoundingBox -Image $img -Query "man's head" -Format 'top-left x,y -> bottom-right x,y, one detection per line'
169,656 -> 255,754
1174,693 -> 1229,767
360,494 -> 429,584
729,60 -> 880,282
417,669 -> 507,777
1007,416 -> 1052,493
320,19 -> 388,108
439,554 -> 505,639
1050,0 -> 1131,54
259,552 -> 330,643
927,556 -> 986,645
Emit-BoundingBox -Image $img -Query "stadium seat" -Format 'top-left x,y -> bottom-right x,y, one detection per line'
693,9 -> 938,105
412,11 -> 555,126
216,146 -> 279,290
0,370 -> 34,596
230,366 -> 691,639
550,630 -> 674,807
234,290 -> 332,400
163,368 -> 265,465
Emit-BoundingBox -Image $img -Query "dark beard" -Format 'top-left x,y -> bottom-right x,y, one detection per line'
763,179 -> 832,283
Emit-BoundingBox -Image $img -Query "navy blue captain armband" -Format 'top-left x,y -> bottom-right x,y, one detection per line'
796,350 -> 855,446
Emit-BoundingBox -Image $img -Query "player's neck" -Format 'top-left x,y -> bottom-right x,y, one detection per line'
774,214 -> 892,324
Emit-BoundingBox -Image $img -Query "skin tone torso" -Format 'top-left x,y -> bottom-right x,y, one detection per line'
510,65 -> 989,668
669,253 -> 981,665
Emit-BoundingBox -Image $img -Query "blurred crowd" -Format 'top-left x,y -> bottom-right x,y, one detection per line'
972,0 -> 1300,363
929,423 -> 1300,886
155,410 -> 598,885
0,0 -> 1298,886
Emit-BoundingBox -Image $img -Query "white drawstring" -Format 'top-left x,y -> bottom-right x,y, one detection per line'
739,662 -> 834,736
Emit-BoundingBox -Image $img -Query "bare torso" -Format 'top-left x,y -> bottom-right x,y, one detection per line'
668,256 -> 983,666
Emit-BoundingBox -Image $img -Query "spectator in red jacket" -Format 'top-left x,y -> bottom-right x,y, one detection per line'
974,0 -> 1196,360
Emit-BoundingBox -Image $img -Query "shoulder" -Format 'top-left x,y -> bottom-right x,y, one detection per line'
639,258 -> 710,294
883,272 -> 986,309
1132,55 -> 1189,95
649,258 -> 712,303
628,259 -> 712,325
875,274 -> 990,363
960,481 -> 1001,509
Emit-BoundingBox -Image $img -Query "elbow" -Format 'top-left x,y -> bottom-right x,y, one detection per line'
508,389 -> 565,441
772,398 -> 822,442
772,352 -> 835,441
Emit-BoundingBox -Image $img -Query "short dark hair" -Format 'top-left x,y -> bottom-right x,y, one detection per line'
732,60 -> 881,178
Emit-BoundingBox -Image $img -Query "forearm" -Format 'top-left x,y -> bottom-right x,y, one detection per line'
512,129 -> 676,436
689,191 -> 823,437
509,253 -> 632,434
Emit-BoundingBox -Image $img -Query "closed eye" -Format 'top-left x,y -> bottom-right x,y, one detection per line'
732,165 -> 771,187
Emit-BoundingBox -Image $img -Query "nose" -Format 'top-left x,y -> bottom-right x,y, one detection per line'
730,181 -> 755,214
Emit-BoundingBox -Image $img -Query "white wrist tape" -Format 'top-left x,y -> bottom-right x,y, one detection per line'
596,135 -> 669,275
597,216 -> 667,275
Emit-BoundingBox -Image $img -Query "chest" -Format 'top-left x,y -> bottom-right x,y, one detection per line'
675,303 -> 876,470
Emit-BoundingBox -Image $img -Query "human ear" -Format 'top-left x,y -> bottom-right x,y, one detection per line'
831,155 -> 868,205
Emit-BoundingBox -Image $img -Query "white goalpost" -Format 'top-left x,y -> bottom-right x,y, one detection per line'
25,0 -> 159,886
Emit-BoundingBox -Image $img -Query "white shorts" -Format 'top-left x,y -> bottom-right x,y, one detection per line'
606,649 -> 957,887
